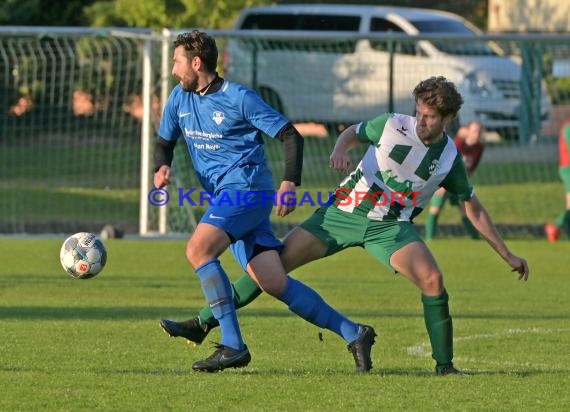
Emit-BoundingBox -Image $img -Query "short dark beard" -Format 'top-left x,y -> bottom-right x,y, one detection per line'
181,78 -> 198,92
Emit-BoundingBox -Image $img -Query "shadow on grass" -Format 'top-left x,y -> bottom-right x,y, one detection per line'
1,306 -> 568,322
376,367 -> 570,378
2,363 -> 567,378
88,365 -> 570,377
0,306 -> 201,320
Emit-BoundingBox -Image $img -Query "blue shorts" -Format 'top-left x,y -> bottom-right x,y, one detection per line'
199,190 -> 283,270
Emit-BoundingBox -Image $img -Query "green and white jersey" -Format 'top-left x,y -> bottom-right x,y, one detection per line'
333,113 -> 473,221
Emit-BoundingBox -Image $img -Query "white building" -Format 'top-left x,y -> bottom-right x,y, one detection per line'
488,0 -> 570,32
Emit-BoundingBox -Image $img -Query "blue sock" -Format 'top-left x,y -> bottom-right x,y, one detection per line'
196,259 -> 244,350
279,277 -> 360,343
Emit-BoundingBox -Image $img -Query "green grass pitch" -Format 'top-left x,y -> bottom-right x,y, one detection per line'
1,237 -> 568,411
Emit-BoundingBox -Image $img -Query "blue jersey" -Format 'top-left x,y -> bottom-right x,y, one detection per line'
158,80 -> 289,194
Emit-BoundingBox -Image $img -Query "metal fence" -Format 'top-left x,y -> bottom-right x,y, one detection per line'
1,27 -> 569,237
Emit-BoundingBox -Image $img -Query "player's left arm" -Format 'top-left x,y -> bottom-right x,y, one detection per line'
464,194 -> 529,281
442,154 -> 529,280
275,123 -> 304,217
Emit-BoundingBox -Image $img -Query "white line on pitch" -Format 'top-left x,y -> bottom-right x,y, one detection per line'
406,327 -> 570,358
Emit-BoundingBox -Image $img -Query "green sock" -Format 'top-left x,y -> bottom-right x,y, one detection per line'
422,290 -> 453,367
199,272 -> 262,327
425,213 -> 438,240
554,211 -> 565,228
555,210 -> 570,237
461,216 -> 479,239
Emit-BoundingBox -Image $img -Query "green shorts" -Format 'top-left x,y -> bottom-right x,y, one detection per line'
560,165 -> 570,193
299,206 -> 422,272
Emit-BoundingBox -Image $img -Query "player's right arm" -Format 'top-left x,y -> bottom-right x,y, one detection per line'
330,113 -> 390,173
153,165 -> 171,188
153,138 -> 176,188
329,124 -> 360,173
153,87 -> 182,189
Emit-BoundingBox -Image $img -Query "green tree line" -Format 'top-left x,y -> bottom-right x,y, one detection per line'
1,0 -> 488,30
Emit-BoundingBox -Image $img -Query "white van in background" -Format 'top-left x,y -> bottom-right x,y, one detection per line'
224,4 -> 551,138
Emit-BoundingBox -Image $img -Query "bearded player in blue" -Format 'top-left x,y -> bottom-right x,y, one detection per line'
154,30 -> 376,372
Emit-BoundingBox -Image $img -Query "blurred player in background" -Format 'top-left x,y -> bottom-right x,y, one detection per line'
544,115 -> 570,242
160,76 -> 529,376
154,30 -> 375,373
424,121 -> 485,240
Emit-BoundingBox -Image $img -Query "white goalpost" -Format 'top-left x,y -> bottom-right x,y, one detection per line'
0,27 -> 200,236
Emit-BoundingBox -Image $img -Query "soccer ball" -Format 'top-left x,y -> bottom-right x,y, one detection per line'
60,232 -> 107,279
